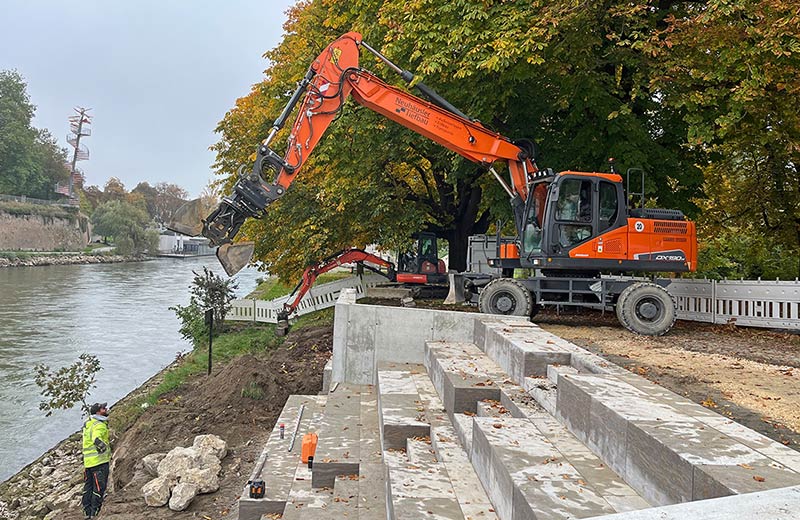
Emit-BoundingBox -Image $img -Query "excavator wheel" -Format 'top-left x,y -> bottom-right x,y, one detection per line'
615,282 -> 676,336
478,278 -> 533,317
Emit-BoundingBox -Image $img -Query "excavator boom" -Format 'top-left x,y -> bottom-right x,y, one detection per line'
171,32 -> 538,275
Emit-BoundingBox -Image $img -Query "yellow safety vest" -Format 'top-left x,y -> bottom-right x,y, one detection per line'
82,417 -> 110,468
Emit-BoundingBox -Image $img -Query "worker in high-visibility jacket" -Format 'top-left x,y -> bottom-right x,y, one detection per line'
81,402 -> 110,518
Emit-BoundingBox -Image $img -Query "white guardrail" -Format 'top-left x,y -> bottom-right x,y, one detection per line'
665,278 -> 800,330
226,273 -> 388,324
227,273 -> 800,331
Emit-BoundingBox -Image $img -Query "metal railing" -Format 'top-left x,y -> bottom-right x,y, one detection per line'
226,273 -> 388,323
665,278 -> 800,330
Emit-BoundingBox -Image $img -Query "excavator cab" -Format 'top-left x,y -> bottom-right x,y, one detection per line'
506,168 -> 695,274
396,232 -> 447,284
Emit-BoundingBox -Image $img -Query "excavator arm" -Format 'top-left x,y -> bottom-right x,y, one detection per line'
170,31 -> 538,275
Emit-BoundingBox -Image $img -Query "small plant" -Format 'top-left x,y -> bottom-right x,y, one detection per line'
171,266 -> 238,346
241,381 -> 265,400
34,353 -> 102,416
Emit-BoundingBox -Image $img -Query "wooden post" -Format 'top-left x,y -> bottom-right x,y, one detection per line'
205,309 -> 214,375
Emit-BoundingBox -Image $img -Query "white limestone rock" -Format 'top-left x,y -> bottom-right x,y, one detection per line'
141,476 -> 172,507
142,452 -> 167,477
168,482 -> 198,511
193,434 -> 227,460
199,452 -> 222,476
180,467 -> 220,494
157,446 -> 202,479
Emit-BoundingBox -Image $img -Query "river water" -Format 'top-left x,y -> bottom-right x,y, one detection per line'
0,257 -> 262,481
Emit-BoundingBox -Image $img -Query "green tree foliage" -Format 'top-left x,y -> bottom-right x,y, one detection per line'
34,353 -> 102,416
170,267 -> 238,345
91,199 -> 159,254
651,0 -> 800,278
212,0 -> 799,280
0,70 -> 70,199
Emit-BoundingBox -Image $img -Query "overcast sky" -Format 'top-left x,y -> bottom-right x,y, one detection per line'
1,0 -> 296,197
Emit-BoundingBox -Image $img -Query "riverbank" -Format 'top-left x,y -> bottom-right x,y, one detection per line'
0,310 -> 333,520
0,253 -> 149,268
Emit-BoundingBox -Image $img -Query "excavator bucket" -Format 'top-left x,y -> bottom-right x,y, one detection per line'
168,198 -> 207,237
443,273 -> 466,305
217,242 -> 255,276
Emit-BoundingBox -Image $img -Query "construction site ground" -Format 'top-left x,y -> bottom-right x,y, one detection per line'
46,303 -> 800,519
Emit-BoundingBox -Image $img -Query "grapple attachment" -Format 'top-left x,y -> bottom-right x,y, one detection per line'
217,242 -> 255,277
168,198 -> 207,237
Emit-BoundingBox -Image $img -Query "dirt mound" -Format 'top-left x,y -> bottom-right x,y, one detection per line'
59,323 -> 332,520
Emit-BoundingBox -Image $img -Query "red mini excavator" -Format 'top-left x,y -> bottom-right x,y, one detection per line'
171,32 -> 697,336
275,248 -> 394,335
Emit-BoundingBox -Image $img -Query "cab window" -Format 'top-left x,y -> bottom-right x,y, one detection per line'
599,181 -> 618,232
556,179 -> 592,248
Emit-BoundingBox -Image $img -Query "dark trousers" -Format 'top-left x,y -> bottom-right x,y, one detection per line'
81,462 -> 109,517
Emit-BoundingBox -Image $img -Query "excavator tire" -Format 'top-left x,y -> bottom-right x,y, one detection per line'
615,282 -> 676,336
478,278 -> 533,317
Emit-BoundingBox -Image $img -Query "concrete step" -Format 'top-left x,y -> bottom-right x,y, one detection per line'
407,437 -> 438,464
451,413 -> 474,455
474,319 -> 625,386
376,364 -> 430,450
424,341 -> 546,419
411,370 -> 499,520
585,485 -> 800,520
476,399 -> 512,418
237,394 -> 326,520
312,383 -> 365,488
358,462 -> 388,519
524,376 -> 557,416
555,371 -> 800,506
473,416 -> 618,520
384,433 -> 464,519
547,363 -> 578,385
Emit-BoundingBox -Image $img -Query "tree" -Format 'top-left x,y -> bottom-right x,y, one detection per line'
170,267 -> 238,345
34,353 -> 102,416
0,70 -> 70,199
651,0 -> 800,278
91,199 -> 159,254
212,0 -> 708,280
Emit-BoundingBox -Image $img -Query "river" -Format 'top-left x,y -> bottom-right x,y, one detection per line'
0,257 -> 262,481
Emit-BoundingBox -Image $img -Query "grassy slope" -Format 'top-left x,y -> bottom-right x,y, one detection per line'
109,276 -> 340,432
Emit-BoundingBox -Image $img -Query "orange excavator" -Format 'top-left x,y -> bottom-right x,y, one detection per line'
171,31 -> 697,335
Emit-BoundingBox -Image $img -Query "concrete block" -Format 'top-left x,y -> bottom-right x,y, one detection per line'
476,400 -> 511,418
344,306 -> 378,384
555,375 -> 592,441
472,417 -> 615,520
451,413 -> 474,455
321,358 -> 333,394
391,496 -> 465,519
312,384 -> 362,488
425,341 -> 502,415
358,462 -> 388,519
407,437 -> 438,464
377,366 -> 430,451
589,485 -> 800,520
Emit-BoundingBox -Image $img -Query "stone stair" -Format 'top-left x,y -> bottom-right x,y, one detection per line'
238,300 -> 800,519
